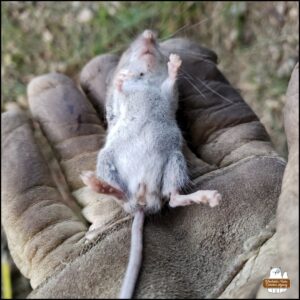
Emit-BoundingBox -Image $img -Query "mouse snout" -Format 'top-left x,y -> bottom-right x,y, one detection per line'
142,29 -> 157,42
138,30 -> 160,65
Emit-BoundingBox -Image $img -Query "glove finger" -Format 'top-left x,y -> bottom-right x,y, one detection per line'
27,73 -> 125,234
275,63 -> 299,298
160,38 -> 279,167
27,73 -> 106,191
80,54 -> 119,125
182,139 -> 217,179
1,111 -> 87,289
283,62 -> 298,150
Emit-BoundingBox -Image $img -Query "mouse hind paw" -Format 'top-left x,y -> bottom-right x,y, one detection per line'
80,170 -> 125,200
169,190 -> 221,208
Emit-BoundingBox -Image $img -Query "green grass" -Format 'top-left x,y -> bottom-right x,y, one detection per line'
2,1 -> 299,157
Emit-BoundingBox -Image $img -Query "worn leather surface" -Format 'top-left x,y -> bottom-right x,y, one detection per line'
218,63 -> 299,299
256,63 -> 299,299
1,38 -> 295,298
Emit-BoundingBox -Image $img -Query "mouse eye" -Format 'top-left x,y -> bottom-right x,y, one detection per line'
140,73 -> 144,77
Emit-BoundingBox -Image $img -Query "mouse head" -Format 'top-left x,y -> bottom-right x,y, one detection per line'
116,29 -> 167,83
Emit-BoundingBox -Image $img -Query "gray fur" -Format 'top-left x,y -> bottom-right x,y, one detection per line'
96,30 -> 189,215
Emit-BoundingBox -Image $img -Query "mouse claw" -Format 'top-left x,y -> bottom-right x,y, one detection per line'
169,53 -> 182,67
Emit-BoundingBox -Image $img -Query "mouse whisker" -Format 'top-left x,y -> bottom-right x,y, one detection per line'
159,4 -> 229,42
181,73 -> 206,99
159,17 -> 210,42
179,51 -> 217,66
180,69 -> 234,104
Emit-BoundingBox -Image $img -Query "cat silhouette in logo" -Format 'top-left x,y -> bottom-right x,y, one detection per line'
268,267 -> 288,293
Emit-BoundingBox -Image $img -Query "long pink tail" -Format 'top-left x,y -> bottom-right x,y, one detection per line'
119,209 -> 145,299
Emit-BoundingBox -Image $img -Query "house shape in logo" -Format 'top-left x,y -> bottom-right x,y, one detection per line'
268,267 -> 289,293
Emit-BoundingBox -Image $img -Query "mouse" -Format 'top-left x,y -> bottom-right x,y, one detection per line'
80,29 -> 221,299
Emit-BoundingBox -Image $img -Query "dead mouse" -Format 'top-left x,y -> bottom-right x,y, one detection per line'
81,29 -> 221,298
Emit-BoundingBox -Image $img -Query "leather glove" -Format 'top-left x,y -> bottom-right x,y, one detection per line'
2,38 -> 294,298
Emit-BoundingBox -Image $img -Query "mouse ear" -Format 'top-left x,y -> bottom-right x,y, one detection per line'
80,54 -> 119,124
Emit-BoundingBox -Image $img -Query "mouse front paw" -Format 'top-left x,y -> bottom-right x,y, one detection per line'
115,74 -> 125,92
168,53 -> 182,80
115,69 -> 134,92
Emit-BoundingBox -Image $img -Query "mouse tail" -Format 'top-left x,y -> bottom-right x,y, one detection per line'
119,209 -> 145,299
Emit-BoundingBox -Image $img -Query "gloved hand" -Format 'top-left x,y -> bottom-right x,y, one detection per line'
2,38 -> 297,298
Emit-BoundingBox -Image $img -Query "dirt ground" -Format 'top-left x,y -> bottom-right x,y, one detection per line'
1,1 -> 299,298
2,1 -> 299,157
